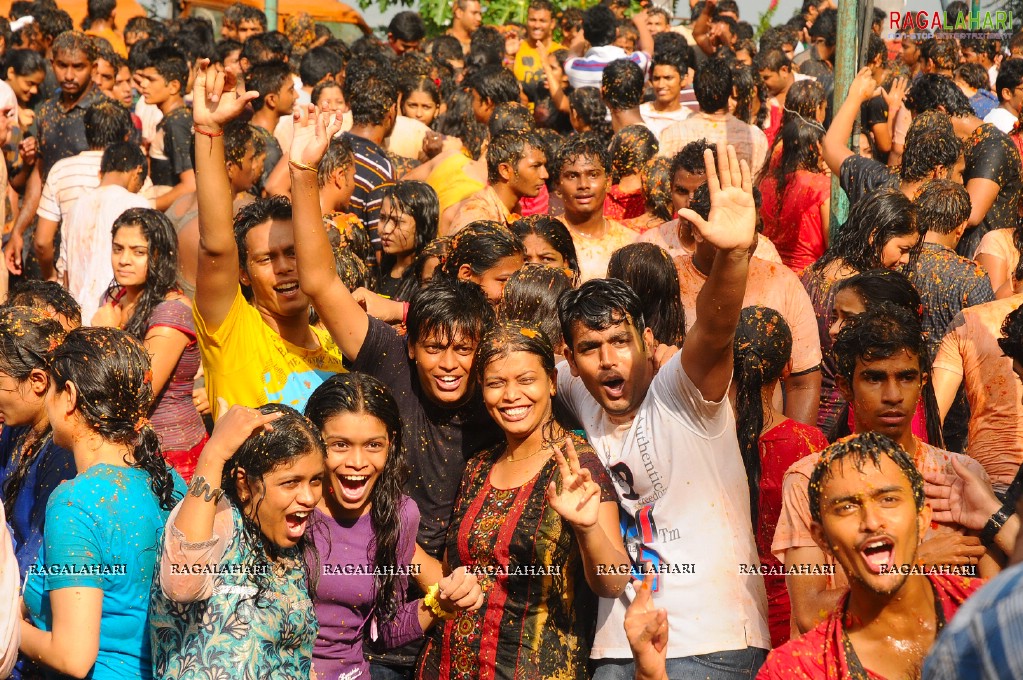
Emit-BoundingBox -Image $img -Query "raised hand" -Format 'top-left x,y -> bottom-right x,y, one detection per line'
547,438 -> 601,529
624,571 -> 669,680
436,566 -> 485,613
923,456 -> 1001,531
883,76 -> 909,112
850,66 -> 879,103
192,58 -> 258,131
290,104 -> 344,168
677,144 -> 755,253
203,399 -> 283,465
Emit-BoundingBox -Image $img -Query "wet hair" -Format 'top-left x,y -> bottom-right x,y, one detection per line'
913,179 -> 970,236
430,34 -> 464,64
811,189 -> 918,273
305,373 -> 408,623
770,117 -> 824,197
311,80 -> 343,108
441,220 -> 525,278
345,71 -> 399,127
224,120 -> 267,167
500,265 -> 573,348
693,58 -> 732,113
808,8 -> 837,47
234,196 -> 293,270
413,235 -> 454,285
670,138 -> 714,179
731,64 -> 767,127
641,157 -> 673,222
955,61 -> 992,91
601,58 -> 644,111
99,141 -> 147,181
926,37 -> 961,73
784,79 -> 826,124
379,181 -> 440,301
808,432 -> 925,524
583,5 -> 618,47
220,403 -> 324,605
0,307 -> 65,517
489,102 -> 534,137
559,277 -> 647,349
466,64 -> 520,107
473,321 -> 560,442
400,75 -> 442,112
651,48 -> 689,78
568,87 -> 612,146
317,134 -> 354,188
510,215 -> 580,281
609,125 -> 658,184
607,243 -> 685,346
653,33 -> 690,60
6,280 -> 81,326
48,328 -> 177,510
50,29 -> 93,61
905,74 -> 974,117
998,305 -> 1023,366
3,48 -> 45,78
996,58 -> 1023,104
486,130 -> 546,184
754,48 -> 791,73
553,132 -> 609,183
145,45 -> 189,92
299,45 -> 344,86
733,306 -> 792,528
241,31 -> 289,65
105,208 -> 180,342
245,59 -> 293,112
467,25 -> 505,68
388,10 -> 425,42
214,38 -> 243,66
84,99 -> 133,148
900,110 -> 962,183
406,276 -> 495,347
434,89 -> 487,160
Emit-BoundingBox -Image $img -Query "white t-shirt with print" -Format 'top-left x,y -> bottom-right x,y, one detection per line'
557,351 -> 771,659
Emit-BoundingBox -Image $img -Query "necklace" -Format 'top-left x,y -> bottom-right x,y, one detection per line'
503,446 -> 548,463
566,217 -> 608,240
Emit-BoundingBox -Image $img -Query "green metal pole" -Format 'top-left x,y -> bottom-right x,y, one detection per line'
265,0 -> 278,32
829,0 -> 860,235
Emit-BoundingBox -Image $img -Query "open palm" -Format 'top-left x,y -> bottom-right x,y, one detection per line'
191,59 -> 256,130
678,144 -> 756,252
290,106 -> 343,167
547,439 -> 600,529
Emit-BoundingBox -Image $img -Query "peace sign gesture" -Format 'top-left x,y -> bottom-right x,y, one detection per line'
192,58 -> 258,131
547,438 -> 601,529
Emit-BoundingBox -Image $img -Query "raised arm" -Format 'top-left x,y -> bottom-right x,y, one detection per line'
632,9 -> 654,56
691,0 -> 717,57
290,106 -> 371,360
677,144 -> 756,402
822,68 -> 877,176
192,60 -> 258,332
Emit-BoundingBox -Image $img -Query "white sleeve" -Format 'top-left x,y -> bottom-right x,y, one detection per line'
651,350 -> 732,438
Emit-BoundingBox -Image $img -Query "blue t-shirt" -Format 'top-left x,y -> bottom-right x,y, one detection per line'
22,464 -> 185,680
0,426 -> 76,580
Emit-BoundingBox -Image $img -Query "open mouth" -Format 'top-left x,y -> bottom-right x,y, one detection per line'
337,474 -> 370,502
274,282 -> 300,297
434,375 -> 464,393
600,375 -> 626,400
284,510 -> 312,539
500,405 -> 531,422
860,537 -> 895,574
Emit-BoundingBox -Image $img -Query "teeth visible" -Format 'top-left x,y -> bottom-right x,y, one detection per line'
439,376 -> 458,383
291,511 -> 310,518
866,541 -> 887,550
503,406 -> 528,416
342,475 -> 367,482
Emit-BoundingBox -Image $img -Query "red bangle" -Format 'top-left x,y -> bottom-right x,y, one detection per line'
192,125 -> 224,138
402,301 -> 410,325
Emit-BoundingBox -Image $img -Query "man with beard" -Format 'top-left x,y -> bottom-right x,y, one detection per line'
760,432 -> 984,678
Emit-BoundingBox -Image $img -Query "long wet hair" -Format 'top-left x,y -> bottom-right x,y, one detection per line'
771,117 -> 825,198
0,307 -> 65,518
106,208 -> 181,342
440,220 -> 524,279
829,270 -> 944,446
510,215 -> 580,283
47,327 -> 176,510
220,403 -> 325,605
733,306 -> 792,530
378,181 -> 439,302
809,189 -> 919,274
305,373 -> 409,624
606,243 -> 685,347
500,264 -> 574,349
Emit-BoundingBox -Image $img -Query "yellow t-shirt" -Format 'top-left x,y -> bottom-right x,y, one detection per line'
514,40 -> 563,85
194,287 -> 346,417
427,152 -> 485,214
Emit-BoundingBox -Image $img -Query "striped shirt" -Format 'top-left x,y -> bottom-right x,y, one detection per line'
36,150 -> 103,223
564,45 -> 650,90
344,132 -> 394,253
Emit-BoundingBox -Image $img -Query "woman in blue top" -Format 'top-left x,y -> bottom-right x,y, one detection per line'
19,327 -> 184,679
0,307 -> 75,581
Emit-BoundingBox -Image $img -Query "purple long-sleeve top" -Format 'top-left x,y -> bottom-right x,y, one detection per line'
309,496 -> 423,680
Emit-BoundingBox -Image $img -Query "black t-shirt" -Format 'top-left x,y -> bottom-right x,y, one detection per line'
838,154 -> 898,209
150,106 -> 194,187
960,123 -> 1023,256
860,95 -> 890,164
352,317 -> 503,558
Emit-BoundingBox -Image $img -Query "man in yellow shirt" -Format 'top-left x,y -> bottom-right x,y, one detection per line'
190,60 -> 345,417
514,0 -> 563,87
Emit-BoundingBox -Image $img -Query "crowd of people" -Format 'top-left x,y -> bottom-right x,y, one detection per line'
0,0 -> 1022,677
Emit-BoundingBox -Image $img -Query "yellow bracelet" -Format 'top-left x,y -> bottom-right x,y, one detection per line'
288,159 -> 318,172
423,583 -> 455,620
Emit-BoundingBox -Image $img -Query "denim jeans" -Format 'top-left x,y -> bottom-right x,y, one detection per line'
591,647 -> 769,680
369,663 -> 414,680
